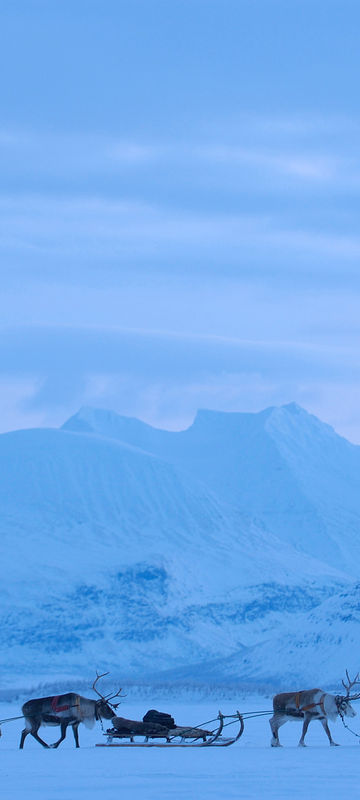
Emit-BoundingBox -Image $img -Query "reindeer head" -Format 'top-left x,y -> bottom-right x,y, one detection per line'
336,670 -> 360,718
91,671 -> 126,720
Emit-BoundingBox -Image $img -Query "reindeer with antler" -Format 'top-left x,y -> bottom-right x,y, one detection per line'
19,672 -> 125,749
269,670 -> 360,747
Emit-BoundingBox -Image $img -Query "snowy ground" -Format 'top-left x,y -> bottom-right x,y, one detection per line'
1,698 -> 360,799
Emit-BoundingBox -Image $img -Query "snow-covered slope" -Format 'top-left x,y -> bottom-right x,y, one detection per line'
1,403 -> 359,689
2,426 -> 341,595
63,403 -> 360,575
0,418 -> 348,687
164,583 -> 360,690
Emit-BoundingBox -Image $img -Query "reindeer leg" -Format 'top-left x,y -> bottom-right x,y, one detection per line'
270,713 -> 286,747
19,728 -> 30,749
320,718 -> 339,746
72,721 -> 80,748
49,720 -> 69,749
298,714 -> 311,746
21,718 -> 49,748
29,722 -> 50,748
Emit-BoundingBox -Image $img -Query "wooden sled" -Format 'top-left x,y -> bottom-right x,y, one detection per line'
96,711 -> 244,747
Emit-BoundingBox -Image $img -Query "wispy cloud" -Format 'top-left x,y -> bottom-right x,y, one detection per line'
209,111 -> 360,138
199,145 -> 337,181
0,376 -> 45,433
0,324 -> 359,440
0,119 -> 358,187
1,193 -> 360,280
108,141 -> 163,163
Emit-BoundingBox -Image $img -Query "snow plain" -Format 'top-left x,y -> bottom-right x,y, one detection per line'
1,699 -> 360,800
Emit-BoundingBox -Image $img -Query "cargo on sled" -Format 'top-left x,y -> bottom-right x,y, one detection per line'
96,708 -> 244,747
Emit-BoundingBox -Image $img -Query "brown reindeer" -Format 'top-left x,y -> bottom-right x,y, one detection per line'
270,670 -> 360,747
19,672 -> 124,749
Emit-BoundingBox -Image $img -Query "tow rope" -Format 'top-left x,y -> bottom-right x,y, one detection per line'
0,714 -> 25,724
339,710 -> 360,741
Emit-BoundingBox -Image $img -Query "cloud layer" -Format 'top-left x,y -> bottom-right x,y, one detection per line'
2,1 -> 360,439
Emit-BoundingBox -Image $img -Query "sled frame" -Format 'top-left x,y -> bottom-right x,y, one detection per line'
96,711 -> 244,747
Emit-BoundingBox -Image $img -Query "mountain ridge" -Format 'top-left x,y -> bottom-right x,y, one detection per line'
1,402 -> 358,688
62,403 -> 360,575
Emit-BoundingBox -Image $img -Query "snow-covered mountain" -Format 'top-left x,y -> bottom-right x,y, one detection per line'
162,583 -> 360,690
1,403 -> 359,690
64,403 -> 360,576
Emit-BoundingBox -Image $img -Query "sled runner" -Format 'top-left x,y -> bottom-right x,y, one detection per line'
96,709 -> 244,747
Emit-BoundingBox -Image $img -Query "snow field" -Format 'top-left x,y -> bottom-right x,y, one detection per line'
1,699 -> 360,799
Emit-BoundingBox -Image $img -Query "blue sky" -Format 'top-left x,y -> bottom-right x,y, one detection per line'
2,0 -> 360,440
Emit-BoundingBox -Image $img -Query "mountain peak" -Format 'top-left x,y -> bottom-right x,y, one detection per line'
62,406 -> 150,436
282,401 -> 303,414
265,401 -> 340,444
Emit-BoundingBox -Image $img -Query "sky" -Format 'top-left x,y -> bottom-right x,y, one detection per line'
2,0 -> 360,441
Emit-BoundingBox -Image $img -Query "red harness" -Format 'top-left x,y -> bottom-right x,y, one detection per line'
51,696 -> 70,714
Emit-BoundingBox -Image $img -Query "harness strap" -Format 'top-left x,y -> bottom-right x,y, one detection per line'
294,692 -> 326,714
51,696 -> 70,714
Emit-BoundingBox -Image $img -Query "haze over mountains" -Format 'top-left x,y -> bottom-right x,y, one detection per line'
1,403 -> 360,690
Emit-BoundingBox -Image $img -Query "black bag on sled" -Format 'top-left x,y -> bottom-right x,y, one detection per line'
111,716 -> 168,736
143,709 -> 176,728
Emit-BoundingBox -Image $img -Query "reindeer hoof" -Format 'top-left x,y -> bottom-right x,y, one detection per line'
298,742 -> 306,747
330,742 -> 340,746
271,741 -> 282,747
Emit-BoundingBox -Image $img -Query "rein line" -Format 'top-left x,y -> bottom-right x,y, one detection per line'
339,709 -> 360,740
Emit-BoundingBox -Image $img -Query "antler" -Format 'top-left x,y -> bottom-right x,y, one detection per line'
92,671 -> 110,699
105,686 -> 127,709
91,671 -> 126,708
342,669 -> 360,699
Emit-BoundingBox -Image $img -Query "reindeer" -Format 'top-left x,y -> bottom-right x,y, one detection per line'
269,670 -> 360,747
19,672 -> 124,749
